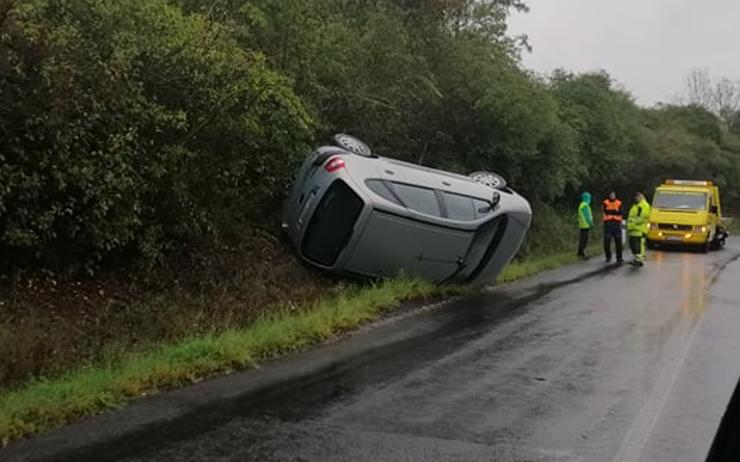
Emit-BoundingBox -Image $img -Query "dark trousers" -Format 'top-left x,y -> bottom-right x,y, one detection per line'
578,228 -> 590,256
603,222 -> 623,261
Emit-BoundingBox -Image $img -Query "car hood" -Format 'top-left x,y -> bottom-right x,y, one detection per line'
650,208 -> 708,225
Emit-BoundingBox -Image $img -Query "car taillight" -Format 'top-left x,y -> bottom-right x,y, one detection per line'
324,156 -> 345,173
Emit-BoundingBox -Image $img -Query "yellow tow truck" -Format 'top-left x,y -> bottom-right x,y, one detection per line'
647,179 -> 730,252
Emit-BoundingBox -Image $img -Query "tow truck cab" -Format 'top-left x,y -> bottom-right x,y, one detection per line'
647,179 -> 729,251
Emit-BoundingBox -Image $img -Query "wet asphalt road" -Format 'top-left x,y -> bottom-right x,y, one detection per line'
6,240 -> 740,462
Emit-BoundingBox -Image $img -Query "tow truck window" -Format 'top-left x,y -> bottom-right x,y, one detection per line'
653,192 -> 707,210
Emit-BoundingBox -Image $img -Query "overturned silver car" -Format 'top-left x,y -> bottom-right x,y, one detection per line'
282,135 -> 532,285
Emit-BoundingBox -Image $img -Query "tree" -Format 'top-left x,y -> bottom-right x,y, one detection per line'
683,68 -> 714,108
549,70 -> 641,195
678,68 -> 740,125
0,0 -> 314,270
713,77 -> 740,122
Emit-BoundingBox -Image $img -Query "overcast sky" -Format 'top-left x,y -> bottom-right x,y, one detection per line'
507,0 -> 740,106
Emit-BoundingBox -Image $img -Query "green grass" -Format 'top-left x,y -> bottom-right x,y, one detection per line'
497,241 -> 602,284
0,246 -> 594,446
499,253 -> 582,283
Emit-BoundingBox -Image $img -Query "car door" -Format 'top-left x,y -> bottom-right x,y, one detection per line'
344,180 -> 474,282
439,191 -> 505,280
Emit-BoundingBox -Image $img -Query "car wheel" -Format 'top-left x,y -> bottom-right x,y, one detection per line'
647,240 -> 656,250
469,171 -> 508,190
333,134 -> 374,157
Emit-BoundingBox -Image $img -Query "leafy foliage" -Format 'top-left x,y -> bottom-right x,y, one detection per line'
0,0 -> 313,271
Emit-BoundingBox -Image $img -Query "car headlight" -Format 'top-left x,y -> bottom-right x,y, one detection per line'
649,223 -> 657,230
694,225 -> 707,233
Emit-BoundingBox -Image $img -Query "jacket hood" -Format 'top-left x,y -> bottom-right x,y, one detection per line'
581,192 -> 592,204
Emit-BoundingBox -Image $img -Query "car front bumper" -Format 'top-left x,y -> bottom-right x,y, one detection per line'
647,230 -> 709,245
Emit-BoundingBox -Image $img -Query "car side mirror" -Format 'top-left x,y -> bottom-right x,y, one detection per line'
478,191 -> 501,214
710,205 -> 718,214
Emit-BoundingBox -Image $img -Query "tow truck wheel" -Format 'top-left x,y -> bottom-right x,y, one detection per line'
711,236 -> 725,251
701,237 -> 711,253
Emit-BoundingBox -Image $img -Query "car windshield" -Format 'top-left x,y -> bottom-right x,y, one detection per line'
653,192 -> 707,210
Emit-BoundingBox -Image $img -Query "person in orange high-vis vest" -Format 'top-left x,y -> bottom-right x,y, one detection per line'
602,191 -> 624,263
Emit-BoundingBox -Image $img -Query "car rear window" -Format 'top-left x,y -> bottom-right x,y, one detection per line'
392,183 -> 442,217
302,180 -> 364,266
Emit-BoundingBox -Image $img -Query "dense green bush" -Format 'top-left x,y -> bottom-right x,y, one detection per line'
0,0 -> 313,270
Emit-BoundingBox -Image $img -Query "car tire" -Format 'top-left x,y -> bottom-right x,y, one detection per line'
333,134 -> 374,157
469,171 -> 508,190
647,240 -> 656,250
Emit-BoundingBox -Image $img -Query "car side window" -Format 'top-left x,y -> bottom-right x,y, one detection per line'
365,179 -> 402,205
392,183 -> 442,217
443,192 -> 476,221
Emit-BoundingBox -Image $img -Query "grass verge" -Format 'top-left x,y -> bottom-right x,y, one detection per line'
0,278 -> 466,446
0,246 -> 595,446
498,243 -> 601,284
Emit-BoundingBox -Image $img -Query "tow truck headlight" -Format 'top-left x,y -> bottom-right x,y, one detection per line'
693,225 -> 707,233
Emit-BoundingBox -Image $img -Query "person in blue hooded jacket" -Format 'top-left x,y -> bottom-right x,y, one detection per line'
577,191 -> 594,259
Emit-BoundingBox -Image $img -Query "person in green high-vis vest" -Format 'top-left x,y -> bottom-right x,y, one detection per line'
627,191 -> 651,267
577,191 -> 594,259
